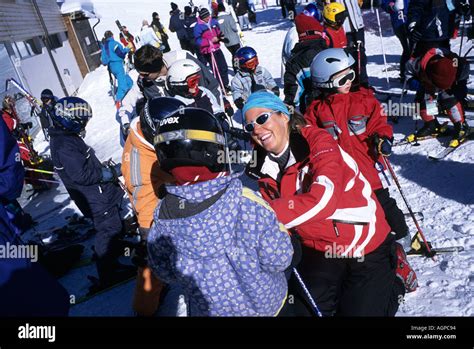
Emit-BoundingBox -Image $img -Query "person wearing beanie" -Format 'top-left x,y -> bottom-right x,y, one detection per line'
283,13 -> 328,113
152,12 -> 171,52
169,2 -> 194,52
193,7 -> 231,91
39,88 -> 58,141
216,2 -> 242,70
244,90 -> 402,317
405,47 -> 470,147
147,107 -> 293,316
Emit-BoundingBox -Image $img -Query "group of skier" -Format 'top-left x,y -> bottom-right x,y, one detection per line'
0,0 -> 472,317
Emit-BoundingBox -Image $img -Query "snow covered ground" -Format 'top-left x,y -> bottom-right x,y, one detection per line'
20,0 -> 474,316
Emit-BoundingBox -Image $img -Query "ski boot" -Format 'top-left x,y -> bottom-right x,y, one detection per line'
405,120 -> 447,143
395,242 -> 419,293
448,121 -> 470,148
416,120 -> 447,138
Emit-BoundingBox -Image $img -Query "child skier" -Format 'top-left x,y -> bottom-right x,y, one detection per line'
405,47 -> 470,147
147,107 -> 293,316
231,46 -> 279,111
322,2 -> 348,48
49,97 -> 136,290
122,96 -> 184,316
165,59 -> 224,115
305,48 -> 418,293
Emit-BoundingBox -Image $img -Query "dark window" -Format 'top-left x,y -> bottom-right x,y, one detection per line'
25,37 -> 42,55
47,33 -> 63,49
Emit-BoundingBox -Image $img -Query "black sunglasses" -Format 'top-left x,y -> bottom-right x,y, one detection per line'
244,111 -> 278,133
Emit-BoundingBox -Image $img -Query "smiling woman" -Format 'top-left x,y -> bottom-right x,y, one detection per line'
244,90 -> 404,317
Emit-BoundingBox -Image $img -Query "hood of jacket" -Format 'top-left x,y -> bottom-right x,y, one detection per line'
153,173 -> 243,259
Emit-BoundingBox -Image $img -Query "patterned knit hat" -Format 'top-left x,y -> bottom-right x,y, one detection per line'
199,8 -> 210,19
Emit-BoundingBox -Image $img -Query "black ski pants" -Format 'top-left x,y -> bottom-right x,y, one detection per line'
375,188 -> 409,240
393,25 -> 410,79
205,49 -> 230,88
279,234 -> 405,317
346,29 -> 368,86
93,205 -> 124,283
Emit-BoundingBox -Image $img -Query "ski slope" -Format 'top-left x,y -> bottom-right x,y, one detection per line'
22,0 -> 474,316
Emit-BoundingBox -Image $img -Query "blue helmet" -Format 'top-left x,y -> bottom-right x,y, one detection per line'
52,97 -> 92,133
140,96 -> 186,144
303,3 -> 323,22
235,46 -> 258,71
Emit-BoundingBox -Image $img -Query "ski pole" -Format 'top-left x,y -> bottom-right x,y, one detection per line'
293,267 -> 322,317
375,8 -> 390,87
24,167 -> 56,175
210,49 -> 227,93
357,40 -> 362,84
458,15 -> 466,56
399,42 -> 417,106
26,177 -> 61,184
381,157 -> 435,259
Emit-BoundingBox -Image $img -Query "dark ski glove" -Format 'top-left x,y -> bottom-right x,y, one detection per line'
408,22 -> 422,45
373,134 -> 393,157
408,78 -> 420,91
234,97 -> 245,110
121,123 -> 130,139
223,97 -> 234,116
272,86 -> 280,97
101,162 -> 122,183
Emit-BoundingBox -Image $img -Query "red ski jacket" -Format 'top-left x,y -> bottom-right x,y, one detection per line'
305,87 -> 393,191
325,26 -> 347,48
247,126 -> 390,257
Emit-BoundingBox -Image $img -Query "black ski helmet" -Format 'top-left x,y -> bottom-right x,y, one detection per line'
140,96 -> 186,144
40,89 -> 54,101
52,96 -> 92,133
153,108 -> 228,173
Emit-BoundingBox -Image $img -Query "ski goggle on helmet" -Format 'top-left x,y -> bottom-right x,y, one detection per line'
331,69 -> 355,87
236,46 -> 259,72
311,48 -> 356,89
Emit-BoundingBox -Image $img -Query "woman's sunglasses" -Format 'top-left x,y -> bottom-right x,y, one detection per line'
244,110 -> 278,133
331,69 -> 355,88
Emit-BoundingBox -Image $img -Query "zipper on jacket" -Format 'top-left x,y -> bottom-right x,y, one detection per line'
332,219 -> 368,237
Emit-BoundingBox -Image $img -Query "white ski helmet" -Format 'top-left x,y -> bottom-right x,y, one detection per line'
311,48 -> 355,88
166,59 -> 202,97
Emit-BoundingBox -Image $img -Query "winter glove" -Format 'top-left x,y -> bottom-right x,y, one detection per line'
373,134 -> 393,157
227,127 -> 251,141
101,162 -> 122,183
121,123 -> 130,139
223,98 -> 234,116
408,78 -> 420,91
234,97 -> 245,110
457,1 -> 471,20
20,122 -> 33,129
131,228 -> 150,268
272,86 -> 280,97
408,22 -> 422,45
